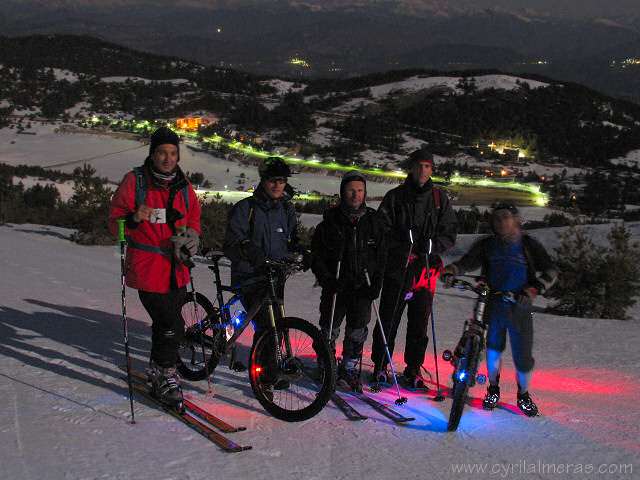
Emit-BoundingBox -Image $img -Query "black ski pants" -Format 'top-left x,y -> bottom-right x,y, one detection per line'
139,287 -> 186,368
371,277 -> 432,372
319,289 -> 371,362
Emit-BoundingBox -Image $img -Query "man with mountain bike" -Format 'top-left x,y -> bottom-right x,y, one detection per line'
223,157 -> 303,385
371,148 -> 458,389
440,202 -> 558,417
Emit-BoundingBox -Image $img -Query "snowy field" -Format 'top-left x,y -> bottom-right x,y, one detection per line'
1,124 -> 639,479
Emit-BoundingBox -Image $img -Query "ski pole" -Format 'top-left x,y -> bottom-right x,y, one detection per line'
190,272 -> 214,396
117,219 -> 135,424
425,240 -> 445,402
374,229 -> 414,391
327,242 -> 345,359
177,226 -> 213,396
365,269 -> 407,405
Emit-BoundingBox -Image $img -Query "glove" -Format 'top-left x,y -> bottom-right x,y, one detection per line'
170,228 -> 199,267
242,241 -> 265,268
360,282 -> 382,300
516,285 -> 537,306
282,252 -> 304,263
171,228 -> 199,256
301,251 -> 312,272
440,265 -> 457,288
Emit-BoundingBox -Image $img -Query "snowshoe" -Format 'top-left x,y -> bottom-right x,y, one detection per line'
482,385 -> 500,410
517,392 -> 539,417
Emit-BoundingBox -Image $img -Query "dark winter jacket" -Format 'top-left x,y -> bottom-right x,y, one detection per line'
450,234 -> 558,295
311,204 -> 387,295
223,183 -> 298,287
377,176 -> 457,282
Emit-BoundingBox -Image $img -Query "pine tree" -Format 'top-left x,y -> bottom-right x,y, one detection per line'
548,223 -> 640,319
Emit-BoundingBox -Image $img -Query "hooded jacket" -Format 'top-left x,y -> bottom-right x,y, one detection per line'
108,158 -> 201,293
223,182 -> 298,287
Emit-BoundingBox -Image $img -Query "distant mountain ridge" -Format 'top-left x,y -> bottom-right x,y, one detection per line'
3,1 -> 640,102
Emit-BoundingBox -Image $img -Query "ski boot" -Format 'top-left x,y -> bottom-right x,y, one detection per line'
482,385 -> 500,410
368,365 -> 389,386
517,391 -> 539,417
403,365 -> 429,391
148,361 -> 185,413
338,359 -> 363,393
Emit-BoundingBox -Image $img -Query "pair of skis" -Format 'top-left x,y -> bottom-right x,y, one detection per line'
332,380 -> 415,424
120,366 -> 252,452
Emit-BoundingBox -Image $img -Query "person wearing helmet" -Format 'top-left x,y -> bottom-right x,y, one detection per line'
223,157 -> 300,372
310,170 -> 387,392
440,202 -> 559,417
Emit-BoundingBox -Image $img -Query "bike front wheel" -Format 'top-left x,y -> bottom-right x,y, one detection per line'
249,316 -> 336,422
447,335 -> 480,431
177,292 -> 227,381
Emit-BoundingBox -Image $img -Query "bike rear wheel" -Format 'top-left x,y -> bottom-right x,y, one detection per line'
249,316 -> 336,422
447,335 -> 480,431
177,292 -> 227,381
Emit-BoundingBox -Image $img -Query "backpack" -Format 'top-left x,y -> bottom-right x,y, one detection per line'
126,166 -> 191,255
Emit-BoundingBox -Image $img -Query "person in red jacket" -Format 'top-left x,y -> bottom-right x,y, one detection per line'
109,127 -> 201,411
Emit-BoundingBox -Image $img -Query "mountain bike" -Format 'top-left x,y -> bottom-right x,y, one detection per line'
177,251 -> 336,422
442,277 -> 515,431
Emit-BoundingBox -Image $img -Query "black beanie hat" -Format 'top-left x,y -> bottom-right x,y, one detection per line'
340,170 -> 367,199
408,148 -> 434,167
149,127 -> 180,156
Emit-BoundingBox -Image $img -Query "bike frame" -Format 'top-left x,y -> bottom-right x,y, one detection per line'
202,254 -> 290,362
451,280 -> 490,387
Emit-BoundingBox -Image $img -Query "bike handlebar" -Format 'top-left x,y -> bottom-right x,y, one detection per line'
451,278 -> 516,303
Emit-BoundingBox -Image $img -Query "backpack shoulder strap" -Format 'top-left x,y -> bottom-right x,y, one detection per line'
522,234 -> 536,274
133,166 -> 146,209
433,186 -> 441,211
181,184 -> 190,211
247,196 -> 257,238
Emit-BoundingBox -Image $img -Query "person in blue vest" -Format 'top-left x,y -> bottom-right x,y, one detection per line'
371,148 -> 458,389
109,126 -> 201,411
440,203 -> 559,417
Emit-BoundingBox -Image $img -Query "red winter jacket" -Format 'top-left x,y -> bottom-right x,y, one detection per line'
108,165 -> 201,293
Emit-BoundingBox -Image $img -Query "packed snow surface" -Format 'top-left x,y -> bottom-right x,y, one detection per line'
1,120 -> 639,480
1,224 -> 638,480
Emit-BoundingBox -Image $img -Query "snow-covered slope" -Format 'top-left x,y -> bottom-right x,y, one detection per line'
1,223 -> 638,480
